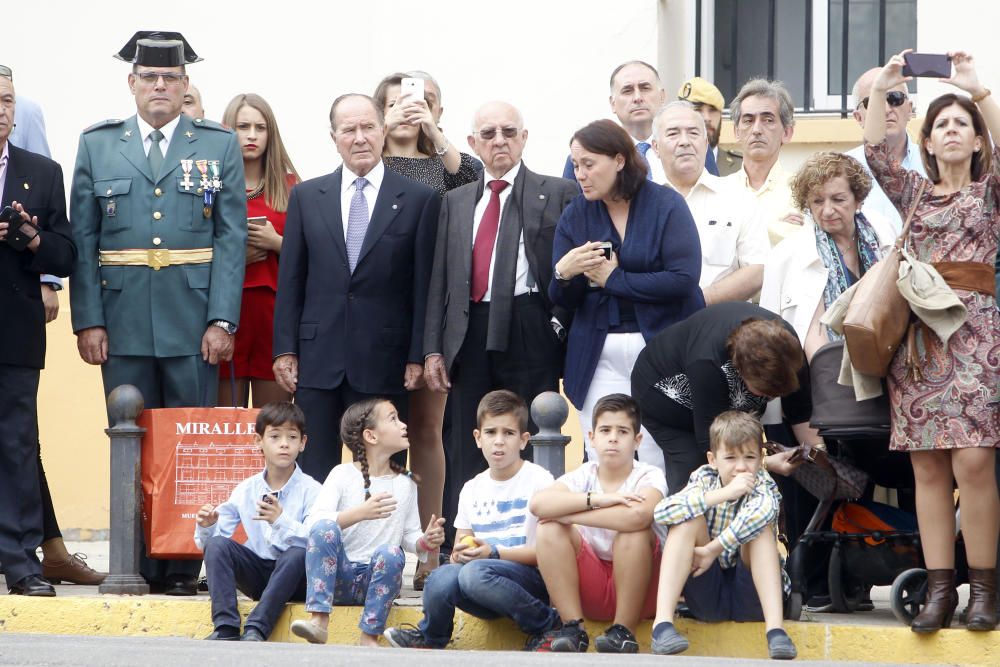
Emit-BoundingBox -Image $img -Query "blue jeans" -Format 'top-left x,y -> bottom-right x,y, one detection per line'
304,519 -> 405,634
418,560 -> 556,647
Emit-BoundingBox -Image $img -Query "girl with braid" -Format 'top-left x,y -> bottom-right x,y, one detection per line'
291,398 -> 446,647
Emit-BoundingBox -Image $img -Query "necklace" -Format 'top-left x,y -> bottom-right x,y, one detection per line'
246,181 -> 265,200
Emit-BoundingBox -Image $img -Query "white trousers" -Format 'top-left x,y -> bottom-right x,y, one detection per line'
578,332 -> 666,473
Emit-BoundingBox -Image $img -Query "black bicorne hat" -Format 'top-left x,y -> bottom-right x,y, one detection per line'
114,31 -> 203,66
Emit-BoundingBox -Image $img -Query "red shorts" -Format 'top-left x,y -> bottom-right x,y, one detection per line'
576,537 -> 662,621
220,287 -> 276,380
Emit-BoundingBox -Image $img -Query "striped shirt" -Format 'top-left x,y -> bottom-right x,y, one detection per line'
454,461 -> 554,548
654,464 -> 789,593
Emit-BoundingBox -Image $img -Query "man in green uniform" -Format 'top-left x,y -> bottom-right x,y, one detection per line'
69,31 -> 246,595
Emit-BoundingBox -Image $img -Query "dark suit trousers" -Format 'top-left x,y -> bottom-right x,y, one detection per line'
441,294 -> 562,546
295,384 -> 409,481
102,355 -> 218,582
204,536 -> 306,637
0,365 -> 43,586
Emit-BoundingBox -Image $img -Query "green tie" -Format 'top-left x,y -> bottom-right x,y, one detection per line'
148,129 -> 164,178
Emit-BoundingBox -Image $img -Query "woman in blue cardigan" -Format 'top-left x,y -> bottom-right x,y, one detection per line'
551,119 -> 704,469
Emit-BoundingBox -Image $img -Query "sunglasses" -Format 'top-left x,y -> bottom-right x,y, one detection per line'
858,90 -> 908,110
475,127 -> 520,140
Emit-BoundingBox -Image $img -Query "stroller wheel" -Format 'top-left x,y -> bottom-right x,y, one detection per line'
784,591 -> 803,621
890,568 -> 928,625
829,545 -> 866,613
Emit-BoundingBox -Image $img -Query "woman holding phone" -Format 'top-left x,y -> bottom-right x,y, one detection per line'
373,72 -> 481,589
864,50 -> 1000,633
218,93 -> 300,407
551,119 -> 704,470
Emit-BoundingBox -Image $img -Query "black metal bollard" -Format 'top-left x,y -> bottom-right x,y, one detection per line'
530,391 -> 571,477
98,384 -> 150,595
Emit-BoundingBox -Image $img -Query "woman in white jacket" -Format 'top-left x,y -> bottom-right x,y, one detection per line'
761,152 -> 895,359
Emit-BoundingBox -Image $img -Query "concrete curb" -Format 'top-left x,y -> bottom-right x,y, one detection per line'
1,596 -> 997,663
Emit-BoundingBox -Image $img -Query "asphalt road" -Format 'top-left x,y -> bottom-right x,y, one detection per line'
0,633 -> 918,666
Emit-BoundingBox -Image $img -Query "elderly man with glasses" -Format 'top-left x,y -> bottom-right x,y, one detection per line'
844,68 -> 926,234
69,31 -> 246,596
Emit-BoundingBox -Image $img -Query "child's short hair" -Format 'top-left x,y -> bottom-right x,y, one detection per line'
708,410 -> 763,454
255,401 -> 306,436
591,393 -> 641,433
476,390 -> 529,432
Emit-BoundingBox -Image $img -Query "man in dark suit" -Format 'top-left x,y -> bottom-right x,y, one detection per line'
424,101 -> 577,544
273,94 -> 439,480
0,69 -> 77,596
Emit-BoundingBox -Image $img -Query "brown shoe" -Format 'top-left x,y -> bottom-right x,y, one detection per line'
965,568 -> 997,631
911,568 -> 958,633
42,553 -> 107,585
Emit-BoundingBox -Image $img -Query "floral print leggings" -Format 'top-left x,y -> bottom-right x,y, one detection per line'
305,519 -> 405,634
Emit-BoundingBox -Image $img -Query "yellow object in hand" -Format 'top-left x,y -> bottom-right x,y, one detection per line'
459,535 -> 479,549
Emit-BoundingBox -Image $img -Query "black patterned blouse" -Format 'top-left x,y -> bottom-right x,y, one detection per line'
383,153 -> 483,197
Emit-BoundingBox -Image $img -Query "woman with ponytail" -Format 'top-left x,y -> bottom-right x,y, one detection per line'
291,399 -> 446,647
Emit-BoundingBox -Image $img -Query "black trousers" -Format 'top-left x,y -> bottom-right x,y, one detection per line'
204,536 -> 306,637
0,365 -> 43,586
295,384 -> 408,482
38,447 -> 59,542
441,295 -> 562,546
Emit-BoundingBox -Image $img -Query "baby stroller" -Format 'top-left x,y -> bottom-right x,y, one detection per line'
783,341 -> 927,622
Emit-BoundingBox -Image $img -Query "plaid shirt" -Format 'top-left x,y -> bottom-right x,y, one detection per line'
654,464 -> 789,594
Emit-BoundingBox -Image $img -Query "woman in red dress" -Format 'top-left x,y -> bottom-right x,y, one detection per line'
219,93 -> 300,407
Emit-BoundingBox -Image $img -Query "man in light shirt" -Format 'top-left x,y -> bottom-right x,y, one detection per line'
653,102 -> 768,304
724,79 -> 799,247
844,68 -> 925,235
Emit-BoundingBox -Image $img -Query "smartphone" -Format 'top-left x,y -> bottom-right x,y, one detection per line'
588,242 -> 614,288
400,77 -> 425,102
903,53 -> 951,78
247,216 -> 267,227
260,492 -> 276,505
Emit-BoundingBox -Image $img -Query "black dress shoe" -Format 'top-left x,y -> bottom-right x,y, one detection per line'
163,575 -> 198,596
9,574 -> 56,597
204,626 -> 240,641
241,627 -> 266,642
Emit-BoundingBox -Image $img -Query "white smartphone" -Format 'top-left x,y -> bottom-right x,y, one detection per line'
400,77 -> 425,102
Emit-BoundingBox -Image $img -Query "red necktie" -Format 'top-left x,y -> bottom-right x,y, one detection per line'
470,179 -> 509,302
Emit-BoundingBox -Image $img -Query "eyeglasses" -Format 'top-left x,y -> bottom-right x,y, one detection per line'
476,127 -> 520,140
135,71 -> 187,86
858,90 -> 908,110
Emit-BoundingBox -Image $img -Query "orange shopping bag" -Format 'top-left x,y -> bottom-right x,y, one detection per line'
140,407 -> 263,558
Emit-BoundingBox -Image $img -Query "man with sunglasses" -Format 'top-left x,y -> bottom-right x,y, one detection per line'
424,101 -> 577,548
845,68 -> 925,234
69,31 -> 246,596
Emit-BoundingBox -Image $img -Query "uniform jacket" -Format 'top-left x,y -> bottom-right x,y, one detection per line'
423,163 -> 578,370
69,113 -> 247,357
1,144 -> 76,368
273,166 -> 439,394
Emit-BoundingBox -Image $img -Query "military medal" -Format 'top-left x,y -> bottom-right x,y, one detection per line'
196,159 -> 209,190
209,160 -> 221,190
180,159 -> 194,190
106,199 -> 117,217
195,160 -> 212,218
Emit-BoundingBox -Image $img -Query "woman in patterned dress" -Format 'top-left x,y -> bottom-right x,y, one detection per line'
864,50 -> 1000,633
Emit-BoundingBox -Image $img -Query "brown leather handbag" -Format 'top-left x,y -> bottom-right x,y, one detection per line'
842,181 -> 926,377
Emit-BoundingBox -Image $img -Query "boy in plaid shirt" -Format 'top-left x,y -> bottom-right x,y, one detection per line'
650,411 -> 796,660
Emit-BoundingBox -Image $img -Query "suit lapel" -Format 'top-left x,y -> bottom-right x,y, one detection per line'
459,177 -> 485,281
519,164 -> 546,269
119,116 -> 154,183
2,145 -> 21,207
317,168 -> 348,266
156,115 -> 198,186
355,168 -> 404,269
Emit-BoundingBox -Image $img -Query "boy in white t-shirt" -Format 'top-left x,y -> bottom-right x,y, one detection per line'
529,393 -> 667,653
383,390 -> 558,650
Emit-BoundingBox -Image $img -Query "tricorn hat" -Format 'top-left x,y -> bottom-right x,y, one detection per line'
115,31 -> 202,66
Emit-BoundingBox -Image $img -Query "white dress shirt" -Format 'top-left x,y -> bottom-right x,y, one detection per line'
135,114 -> 180,158
472,161 -> 532,301
340,160 -> 385,242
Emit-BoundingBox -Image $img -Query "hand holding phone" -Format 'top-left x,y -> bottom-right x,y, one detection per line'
400,77 -> 425,103
902,52 -> 951,78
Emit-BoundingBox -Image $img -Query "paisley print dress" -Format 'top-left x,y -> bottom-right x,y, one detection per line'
865,140 -> 1000,451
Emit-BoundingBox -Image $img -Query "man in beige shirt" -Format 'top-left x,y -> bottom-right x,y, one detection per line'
724,79 -> 800,247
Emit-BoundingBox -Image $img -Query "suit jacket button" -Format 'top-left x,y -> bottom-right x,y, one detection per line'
101,280 -> 107,287
154,188 -> 163,197
153,211 -> 162,220
153,237 -> 162,246
348,293 -> 354,300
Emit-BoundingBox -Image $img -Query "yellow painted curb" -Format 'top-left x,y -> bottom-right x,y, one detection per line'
1,597 -> 998,663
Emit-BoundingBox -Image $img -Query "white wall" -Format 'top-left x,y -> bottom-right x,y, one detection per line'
7,0 -> 659,185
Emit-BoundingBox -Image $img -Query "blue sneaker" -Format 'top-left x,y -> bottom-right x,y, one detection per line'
651,622 -> 689,655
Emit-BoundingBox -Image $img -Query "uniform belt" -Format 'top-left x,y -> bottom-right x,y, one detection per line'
931,261 -> 996,296
98,248 -> 213,271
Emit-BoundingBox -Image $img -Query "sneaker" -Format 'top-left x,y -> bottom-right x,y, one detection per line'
594,624 -> 638,653
383,624 -> 434,649
290,619 -> 328,645
766,629 -> 797,660
530,619 -> 589,652
650,621 -> 689,655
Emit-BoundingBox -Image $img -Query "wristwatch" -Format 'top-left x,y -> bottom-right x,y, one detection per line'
553,267 -> 569,283
210,320 -> 238,335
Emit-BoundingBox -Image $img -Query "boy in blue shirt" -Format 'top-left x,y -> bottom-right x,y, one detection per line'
383,390 -> 558,649
651,410 -> 796,660
195,402 -> 321,641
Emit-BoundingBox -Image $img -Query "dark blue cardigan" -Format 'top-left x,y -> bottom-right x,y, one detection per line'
550,180 -> 705,408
